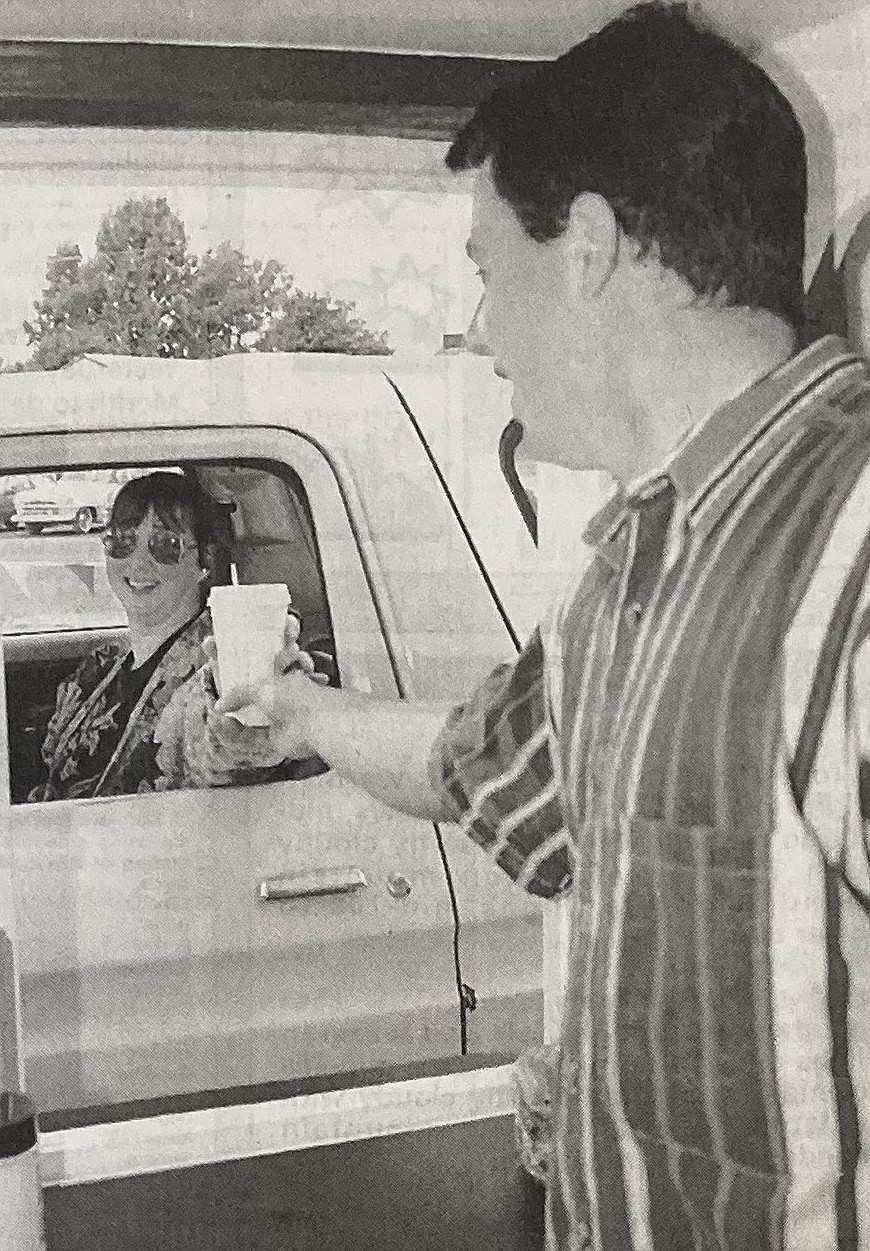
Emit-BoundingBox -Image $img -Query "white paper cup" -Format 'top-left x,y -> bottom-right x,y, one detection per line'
208,583 -> 291,726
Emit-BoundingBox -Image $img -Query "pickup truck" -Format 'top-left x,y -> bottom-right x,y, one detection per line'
12,470 -> 117,534
0,350 -> 577,1125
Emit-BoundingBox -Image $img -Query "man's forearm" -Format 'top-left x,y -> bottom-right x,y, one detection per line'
299,685 -> 455,822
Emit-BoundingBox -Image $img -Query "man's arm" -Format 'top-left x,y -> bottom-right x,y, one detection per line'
162,618 -> 451,817
217,625 -> 572,900
164,657 -> 453,820
253,675 -> 454,822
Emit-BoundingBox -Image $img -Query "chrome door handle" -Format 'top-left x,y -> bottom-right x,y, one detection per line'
258,866 -> 368,901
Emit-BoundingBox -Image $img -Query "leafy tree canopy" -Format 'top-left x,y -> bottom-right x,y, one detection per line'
21,196 -> 391,370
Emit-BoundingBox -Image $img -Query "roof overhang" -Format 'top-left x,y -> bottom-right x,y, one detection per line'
0,1 -> 865,140
0,0 -> 864,58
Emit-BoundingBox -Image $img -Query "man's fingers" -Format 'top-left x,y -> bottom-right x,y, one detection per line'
204,695 -> 248,743
285,611 -> 302,644
275,644 -> 297,673
275,643 -> 315,675
215,680 -> 272,717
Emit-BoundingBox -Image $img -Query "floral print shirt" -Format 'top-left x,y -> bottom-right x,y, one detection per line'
29,610 -> 212,802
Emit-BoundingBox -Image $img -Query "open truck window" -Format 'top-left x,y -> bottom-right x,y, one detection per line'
2,461 -> 342,804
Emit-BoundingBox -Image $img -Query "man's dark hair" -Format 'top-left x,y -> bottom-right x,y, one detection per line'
446,2 -> 807,324
109,470 -> 224,567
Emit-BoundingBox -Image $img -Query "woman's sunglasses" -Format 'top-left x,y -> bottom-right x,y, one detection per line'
101,526 -> 194,566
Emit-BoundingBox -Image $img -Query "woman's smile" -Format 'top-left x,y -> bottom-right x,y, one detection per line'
105,504 -> 204,633
123,575 -> 161,595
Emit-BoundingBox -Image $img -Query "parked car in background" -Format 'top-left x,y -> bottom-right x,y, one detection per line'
12,470 -> 117,534
0,474 -> 30,529
0,351 -> 565,1119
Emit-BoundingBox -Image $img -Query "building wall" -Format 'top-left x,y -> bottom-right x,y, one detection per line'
0,128 -> 476,367
768,2 -> 870,270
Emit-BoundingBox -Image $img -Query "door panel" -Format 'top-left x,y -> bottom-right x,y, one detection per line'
10,777 -> 469,1111
11,774 -> 543,1111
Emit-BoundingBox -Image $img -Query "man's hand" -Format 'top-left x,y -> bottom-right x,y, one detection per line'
207,613 -> 453,822
154,614 -> 329,788
216,668 -> 323,761
196,665 -> 289,780
211,611 -> 329,762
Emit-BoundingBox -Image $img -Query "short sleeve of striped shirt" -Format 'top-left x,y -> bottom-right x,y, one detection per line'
428,626 -> 572,899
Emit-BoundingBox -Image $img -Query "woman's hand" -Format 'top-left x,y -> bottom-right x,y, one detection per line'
207,612 -> 329,694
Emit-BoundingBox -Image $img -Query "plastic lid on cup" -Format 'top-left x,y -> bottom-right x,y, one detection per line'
0,1091 -> 37,1158
209,583 -> 290,604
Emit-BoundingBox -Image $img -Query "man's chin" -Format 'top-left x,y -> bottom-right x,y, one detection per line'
514,420 -> 610,474
510,411 -> 557,467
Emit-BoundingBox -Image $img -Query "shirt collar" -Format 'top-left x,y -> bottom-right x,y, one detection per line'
583,334 -> 864,551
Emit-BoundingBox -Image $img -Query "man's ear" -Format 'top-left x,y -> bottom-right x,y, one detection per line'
565,192 -> 620,296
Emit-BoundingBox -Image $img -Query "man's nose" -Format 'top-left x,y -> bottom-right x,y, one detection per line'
464,293 -> 491,356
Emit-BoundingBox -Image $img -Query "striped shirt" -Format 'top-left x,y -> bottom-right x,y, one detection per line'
431,335 -> 870,1251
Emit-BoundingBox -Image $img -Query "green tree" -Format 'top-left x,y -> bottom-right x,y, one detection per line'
24,200 -> 190,368
258,289 -> 391,355
23,195 -> 391,370
179,243 -> 286,358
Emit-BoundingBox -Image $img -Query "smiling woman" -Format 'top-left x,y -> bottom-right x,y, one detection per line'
27,472 -> 227,802
103,472 -> 217,641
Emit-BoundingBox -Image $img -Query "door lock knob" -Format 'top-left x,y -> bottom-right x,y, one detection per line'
386,872 -> 412,899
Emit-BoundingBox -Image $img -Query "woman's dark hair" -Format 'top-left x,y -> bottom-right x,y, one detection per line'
446,2 -> 807,325
109,471 -> 224,567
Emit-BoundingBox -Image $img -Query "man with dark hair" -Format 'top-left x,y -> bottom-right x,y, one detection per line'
210,4 -> 870,1247
447,0 -> 806,324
